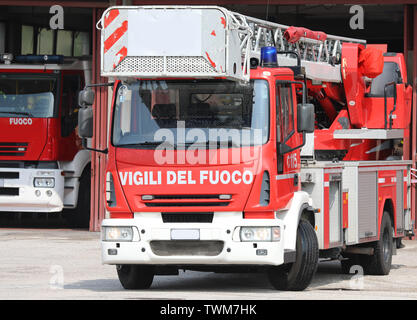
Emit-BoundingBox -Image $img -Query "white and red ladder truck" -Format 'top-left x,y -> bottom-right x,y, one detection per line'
77,5 -> 414,290
0,54 -> 92,227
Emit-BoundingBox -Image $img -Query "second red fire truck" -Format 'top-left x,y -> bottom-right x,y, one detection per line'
0,54 -> 92,227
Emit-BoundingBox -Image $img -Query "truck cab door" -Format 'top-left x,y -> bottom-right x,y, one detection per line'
276,81 -> 302,171
275,80 -> 302,204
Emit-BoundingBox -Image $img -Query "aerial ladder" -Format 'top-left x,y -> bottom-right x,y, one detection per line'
99,6 -> 365,83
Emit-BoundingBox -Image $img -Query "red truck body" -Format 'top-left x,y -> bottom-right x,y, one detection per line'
82,6 -> 414,290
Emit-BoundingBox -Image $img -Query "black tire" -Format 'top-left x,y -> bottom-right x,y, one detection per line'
340,258 -> 355,275
362,212 -> 393,275
396,238 -> 405,249
267,219 -> 319,291
64,166 -> 91,228
340,255 -> 364,275
116,265 -> 155,289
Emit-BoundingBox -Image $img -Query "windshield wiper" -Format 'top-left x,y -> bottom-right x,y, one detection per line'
118,139 -> 239,149
180,139 -> 240,148
0,111 -> 33,117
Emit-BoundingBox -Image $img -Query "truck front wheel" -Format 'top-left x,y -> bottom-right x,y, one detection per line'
116,265 -> 154,289
267,219 -> 319,291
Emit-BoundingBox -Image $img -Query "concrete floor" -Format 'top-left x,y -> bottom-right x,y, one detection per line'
1,228 -> 417,300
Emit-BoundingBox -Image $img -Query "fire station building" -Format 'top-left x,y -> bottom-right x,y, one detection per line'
0,0 -> 416,231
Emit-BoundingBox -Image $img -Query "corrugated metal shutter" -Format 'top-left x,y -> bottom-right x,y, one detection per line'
358,171 -> 378,239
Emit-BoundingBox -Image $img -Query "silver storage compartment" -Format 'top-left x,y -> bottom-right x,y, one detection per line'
358,171 -> 378,239
396,170 -> 404,234
329,176 -> 342,245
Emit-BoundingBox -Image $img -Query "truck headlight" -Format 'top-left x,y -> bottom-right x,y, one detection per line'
33,177 -> 55,188
102,226 -> 134,242
240,227 -> 280,242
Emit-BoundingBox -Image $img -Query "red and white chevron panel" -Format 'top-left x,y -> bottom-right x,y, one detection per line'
102,8 -> 128,73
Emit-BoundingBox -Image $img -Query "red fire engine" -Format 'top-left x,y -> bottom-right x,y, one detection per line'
78,6 -> 415,290
0,54 -> 91,227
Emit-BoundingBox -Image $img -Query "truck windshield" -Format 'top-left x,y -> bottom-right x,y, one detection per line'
0,74 -> 58,118
112,79 -> 269,148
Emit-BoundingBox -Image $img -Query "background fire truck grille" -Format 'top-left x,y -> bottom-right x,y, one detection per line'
0,142 -> 28,157
114,56 -> 217,74
0,172 -> 19,179
161,212 -> 214,223
150,240 -> 224,256
0,187 -> 19,196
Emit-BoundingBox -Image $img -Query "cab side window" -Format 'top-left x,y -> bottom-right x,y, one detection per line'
276,83 -> 294,142
276,82 -> 295,174
61,75 -> 81,137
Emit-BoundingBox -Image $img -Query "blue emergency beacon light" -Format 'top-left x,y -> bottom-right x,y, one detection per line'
260,46 -> 278,67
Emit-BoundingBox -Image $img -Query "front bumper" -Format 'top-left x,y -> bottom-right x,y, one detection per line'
101,212 -> 285,266
0,168 -> 64,212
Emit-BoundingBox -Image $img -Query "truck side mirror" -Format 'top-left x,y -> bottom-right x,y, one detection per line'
78,89 -> 95,107
297,103 -> 315,133
78,107 -> 94,138
77,89 -> 95,139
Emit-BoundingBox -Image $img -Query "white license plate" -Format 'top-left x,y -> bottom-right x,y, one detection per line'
170,229 -> 200,240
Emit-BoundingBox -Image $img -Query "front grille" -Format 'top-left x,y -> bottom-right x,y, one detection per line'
162,213 -> 213,223
143,194 -> 231,208
0,161 -> 58,169
0,187 -> 19,196
0,142 -> 28,157
0,172 -> 19,179
154,194 -> 220,200
0,162 -> 20,168
145,202 -> 229,207
150,240 -> 224,256
0,142 -> 28,146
